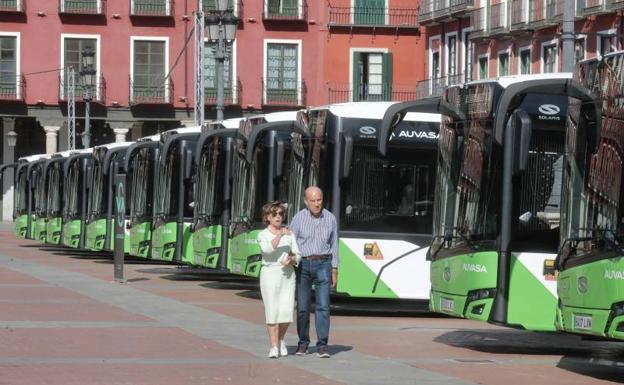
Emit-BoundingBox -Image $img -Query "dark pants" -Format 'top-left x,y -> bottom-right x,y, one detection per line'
296,257 -> 331,348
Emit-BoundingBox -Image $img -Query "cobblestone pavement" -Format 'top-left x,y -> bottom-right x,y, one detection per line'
0,230 -> 623,385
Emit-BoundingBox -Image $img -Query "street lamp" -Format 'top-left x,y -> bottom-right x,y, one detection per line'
80,47 -> 96,148
7,130 -> 17,147
205,1 -> 239,122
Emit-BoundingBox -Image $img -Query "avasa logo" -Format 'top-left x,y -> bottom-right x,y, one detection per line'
604,270 -> 624,280
462,263 -> 487,273
390,131 -> 439,140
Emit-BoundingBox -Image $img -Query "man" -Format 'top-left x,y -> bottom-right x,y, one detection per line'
289,186 -> 338,358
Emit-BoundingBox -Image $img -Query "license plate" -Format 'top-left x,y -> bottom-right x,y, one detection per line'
441,298 -> 454,312
574,314 -> 592,330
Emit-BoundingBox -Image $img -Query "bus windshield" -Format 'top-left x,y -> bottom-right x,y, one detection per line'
64,160 -> 80,219
46,164 -> 62,217
88,159 -> 104,219
153,147 -> 176,220
561,53 -> 624,260
195,136 -> 225,224
341,144 -> 437,234
129,148 -> 153,222
33,166 -> 47,217
14,168 -> 28,216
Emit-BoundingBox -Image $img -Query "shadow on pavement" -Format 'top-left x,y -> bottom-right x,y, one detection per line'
435,329 -> 624,382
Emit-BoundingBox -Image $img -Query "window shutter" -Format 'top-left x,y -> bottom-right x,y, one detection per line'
382,53 -> 393,101
353,52 -> 362,101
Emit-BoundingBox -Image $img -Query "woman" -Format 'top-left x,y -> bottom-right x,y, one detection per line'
257,201 -> 301,358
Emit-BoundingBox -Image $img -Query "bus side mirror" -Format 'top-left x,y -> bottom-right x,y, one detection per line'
275,139 -> 286,178
511,109 -> 532,174
184,149 -> 193,179
340,135 -> 353,179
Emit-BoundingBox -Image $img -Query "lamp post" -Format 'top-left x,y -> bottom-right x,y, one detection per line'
205,1 -> 239,122
80,47 -> 96,148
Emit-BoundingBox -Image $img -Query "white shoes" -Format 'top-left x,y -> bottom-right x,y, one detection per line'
268,346 -> 279,359
279,340 -> 288,357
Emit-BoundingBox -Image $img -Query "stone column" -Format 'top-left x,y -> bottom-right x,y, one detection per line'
2,118 -> 15,221
44,126 -> 60,154
113,128 -> 129,143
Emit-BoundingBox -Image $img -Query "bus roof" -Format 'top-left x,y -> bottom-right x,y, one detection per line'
138,134 -> 161,142
94,141 -> 134,151
312,102 -> 441,122
207,117 -> 244,129
18,154 -> 50,162
466,73 -> 572,88
165,126 -> 202,135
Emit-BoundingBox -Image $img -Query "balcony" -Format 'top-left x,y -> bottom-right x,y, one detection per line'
528,0 -> 559,28
509,0 -> 528,31
326,83 -> 419,104
130,0 -> 173,17
129,76 -> 173,104
577,0 -> 608,14
0,0 -> 24,12
419,0 -> 473,25
607,0 -> 624,10
328,5 -> 418,28
0,75 -> 25,101
263,0 -> 306,21
201,0 -> 241,16
470,7 -> 487,38
489,2 -> 509,34
205,79 -> 241,105
59,74 -> 106,103
415,74 -> 465,99
262,79 -> 305,107
59,0 -> 105,15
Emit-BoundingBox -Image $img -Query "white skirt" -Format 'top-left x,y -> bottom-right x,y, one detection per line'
260,264 -> 296,324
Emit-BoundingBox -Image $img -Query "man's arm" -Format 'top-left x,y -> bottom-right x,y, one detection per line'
330,215 -> 339,288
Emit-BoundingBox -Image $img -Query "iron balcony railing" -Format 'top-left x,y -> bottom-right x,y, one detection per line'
59,74 -> 106,103
419,0 -> 473,24
262,78 -> 305,107
205,79 -> 241,105
129,76 -> 173,104
0,0 -> 24,12
263,0 -> 306,21
328,5 -> 418,27
607,0 -> 624,9
326,83 -> 420,104
59,0 -> 105,14
131,0 -> 173,16
0,75 -> 25,101
471,7 -> 486,32
201,0 -> 241,16
415,74 -> 465,99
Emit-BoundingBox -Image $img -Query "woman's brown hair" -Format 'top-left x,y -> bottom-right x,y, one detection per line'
262,201 -> 286,225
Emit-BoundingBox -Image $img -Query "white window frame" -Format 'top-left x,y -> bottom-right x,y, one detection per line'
131,0 -> 171,16
60,0 -> 103,13
497,49 -> 511,77
204,38 -> 238,104
477,53 -> 489,80
518,45 -> 531,75
348,47 -> 388,102
428,34 -> 442,79
0,32 -> 20,99
445,31 -> 458,78
350,0 -> 389,24
597,28 -> 618,58
461,27 -> 473,82
540,38 -> 559,73
265,0 -> 303,19
263,39 -> 303,105
130,36 -> 170,103
60,33 -> 101,101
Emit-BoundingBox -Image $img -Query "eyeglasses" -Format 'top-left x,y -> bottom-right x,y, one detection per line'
271,211 -> 285,217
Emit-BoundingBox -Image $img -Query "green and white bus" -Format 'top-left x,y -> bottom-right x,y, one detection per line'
556,52 -> 624,339
61,150 -> 94,249
14,154 -> 49,239
191,118 -> 244,270
227,111 -> 305,277
151,127 -> 202,263
125,134 -> 161,258
31,158 -> 49,243
84,142 -> 133,252
304,102 -> 440,299
385,74 -> 595,329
